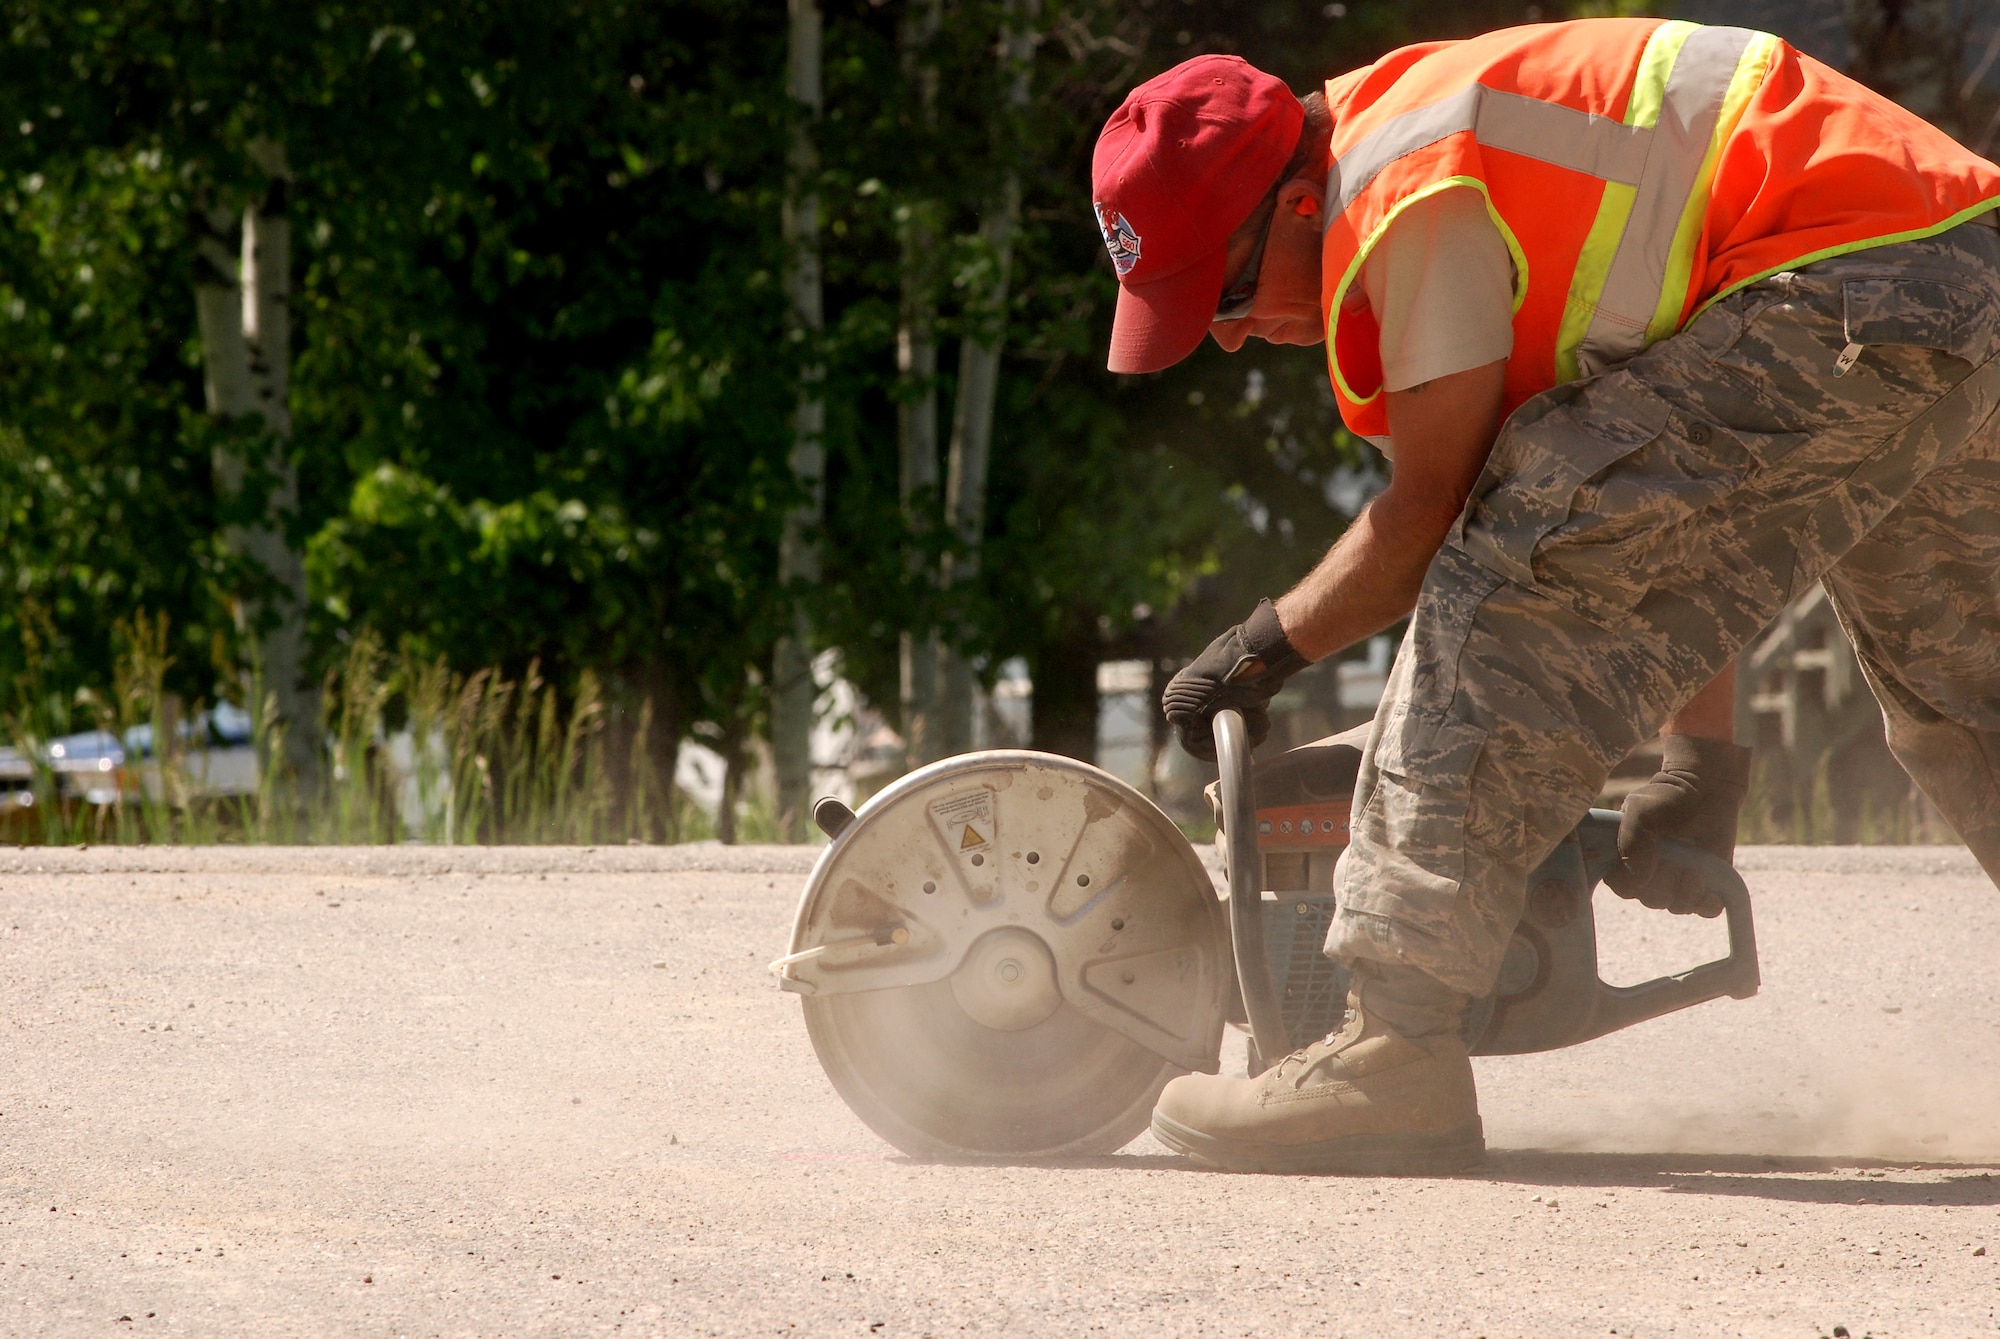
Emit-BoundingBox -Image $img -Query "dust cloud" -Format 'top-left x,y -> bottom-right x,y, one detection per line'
1480,862 -> 2000,1164
1487,1053 -> 2000,1162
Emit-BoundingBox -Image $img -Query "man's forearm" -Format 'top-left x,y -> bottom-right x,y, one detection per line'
1272,361 -> 1509,663
1273,489 -> 1454,661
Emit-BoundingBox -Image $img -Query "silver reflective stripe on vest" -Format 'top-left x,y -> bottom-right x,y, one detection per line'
1329,85 -> 1651,213
1575,25 -> 1760,375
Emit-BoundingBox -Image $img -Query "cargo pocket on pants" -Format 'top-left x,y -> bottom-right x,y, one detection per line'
1352,708 -> 1491,925
1840,276 -> 2000,372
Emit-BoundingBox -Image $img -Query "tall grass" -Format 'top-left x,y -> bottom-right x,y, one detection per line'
289,636 -> 688,845
1737,747 -> 1955,845
4,618 -> 715,845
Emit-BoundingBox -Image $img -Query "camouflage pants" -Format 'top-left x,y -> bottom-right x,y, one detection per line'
1328,219 -> 2000,996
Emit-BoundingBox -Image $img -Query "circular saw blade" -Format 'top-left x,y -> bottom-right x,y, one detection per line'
803,976 -> 1180,1158
781,749 -> 1227,1159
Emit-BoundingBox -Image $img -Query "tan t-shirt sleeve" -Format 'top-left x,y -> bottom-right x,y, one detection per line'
1356,186 -> 1515,393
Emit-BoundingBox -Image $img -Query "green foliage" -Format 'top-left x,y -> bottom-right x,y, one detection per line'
1,1 -> 798,725
0,145 -> 235,712
0,0 -> 1583,842
0,623 -> 696,846
809,0 -> 1452,736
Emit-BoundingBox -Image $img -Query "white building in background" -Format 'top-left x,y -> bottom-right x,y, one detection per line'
1336,636 -> 1392,714
1094,658 -> 1153,791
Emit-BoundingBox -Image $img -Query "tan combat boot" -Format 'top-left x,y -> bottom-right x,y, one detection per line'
1151,961 -> 1483,1174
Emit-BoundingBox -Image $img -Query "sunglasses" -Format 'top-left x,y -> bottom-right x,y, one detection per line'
1213,226 -> 1268,323
1213,185 -> 1284,323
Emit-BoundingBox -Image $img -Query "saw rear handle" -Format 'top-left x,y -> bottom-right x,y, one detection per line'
1211,708 -> 1759,1067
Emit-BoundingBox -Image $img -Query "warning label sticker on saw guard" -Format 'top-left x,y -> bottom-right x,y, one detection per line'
929,789 -> 995,854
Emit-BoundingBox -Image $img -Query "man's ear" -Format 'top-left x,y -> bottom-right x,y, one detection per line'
1277,176 -> 1324,221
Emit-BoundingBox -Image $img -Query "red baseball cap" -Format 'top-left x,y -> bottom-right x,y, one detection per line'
1093,55 -> 1303,374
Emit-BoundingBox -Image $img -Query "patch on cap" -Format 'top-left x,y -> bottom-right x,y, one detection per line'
1094,203 -> 1142,277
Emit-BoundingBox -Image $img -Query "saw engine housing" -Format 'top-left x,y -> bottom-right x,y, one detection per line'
1232,723 -> 1760,1066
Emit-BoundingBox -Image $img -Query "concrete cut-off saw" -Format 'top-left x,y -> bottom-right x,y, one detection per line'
774,708 -> 1759,1160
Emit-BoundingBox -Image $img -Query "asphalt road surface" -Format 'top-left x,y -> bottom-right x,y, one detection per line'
4,843 -> 1998,1337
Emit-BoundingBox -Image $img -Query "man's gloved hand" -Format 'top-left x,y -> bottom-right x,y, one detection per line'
1162,599 -> 1310,761
1606,734 -> 1754,918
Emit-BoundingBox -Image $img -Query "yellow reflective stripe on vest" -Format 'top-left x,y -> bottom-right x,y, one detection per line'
1555,180 -> 1637,383
1567,24 -> 1778,377
1645,32 -> 1778,344
1552,22 -> 1697,384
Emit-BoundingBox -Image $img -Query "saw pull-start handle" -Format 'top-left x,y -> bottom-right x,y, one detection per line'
1214,709 -> 1292,1072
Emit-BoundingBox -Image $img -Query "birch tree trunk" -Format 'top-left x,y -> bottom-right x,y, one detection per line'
195,141 -> 318,801
936,0 -> 1038,755
898,0 -> 944,770
773,0 -> 826,841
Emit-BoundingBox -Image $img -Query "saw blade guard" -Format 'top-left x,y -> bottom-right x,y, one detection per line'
779,750 -> 1229,1157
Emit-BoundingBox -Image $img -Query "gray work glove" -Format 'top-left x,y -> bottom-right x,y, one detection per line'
1162,599 -> 1310,761
1606,734 -> 1753,918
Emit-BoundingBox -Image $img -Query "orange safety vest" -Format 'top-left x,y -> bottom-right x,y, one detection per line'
1321,18 -> 2000,438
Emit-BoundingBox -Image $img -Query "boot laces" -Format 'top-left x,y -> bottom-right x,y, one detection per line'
1272,1024 -> 1351,1080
